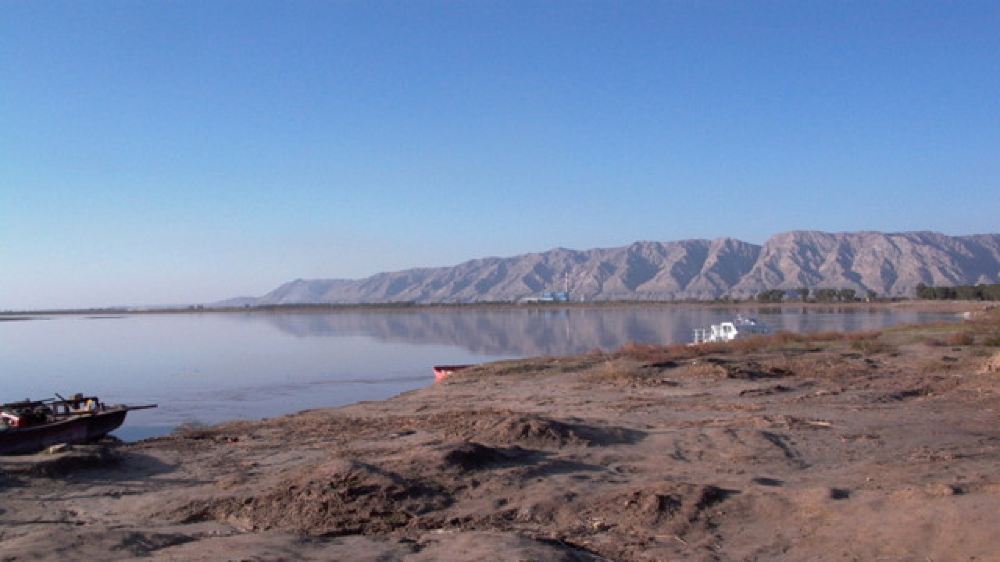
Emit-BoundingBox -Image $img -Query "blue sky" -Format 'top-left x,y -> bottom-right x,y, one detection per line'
2,1 -> 999,309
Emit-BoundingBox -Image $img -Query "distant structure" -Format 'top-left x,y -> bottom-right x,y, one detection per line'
519,291 -> 570,304
520,272 -> 571,303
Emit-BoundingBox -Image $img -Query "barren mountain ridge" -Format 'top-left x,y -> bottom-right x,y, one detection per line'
227,231 -> 1000,304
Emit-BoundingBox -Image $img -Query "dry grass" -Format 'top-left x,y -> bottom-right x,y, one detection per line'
969,309 -> 1000,346
978,350 -> 1000,374
616,330 -> 885,363
885,321 -> 962,335
468,356 -> 603,378
672,361 -> 730,379
584,358 -> 646,385
923,331 -> 976,347
914,309 -> 999,347
849,338 -> 896,355
810,330 -> 884,343
616,342 -> 708,363
947,331 -> 975,346
173,420 -> 213,439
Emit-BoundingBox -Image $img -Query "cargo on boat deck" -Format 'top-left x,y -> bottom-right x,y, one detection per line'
0,395 -> 156,455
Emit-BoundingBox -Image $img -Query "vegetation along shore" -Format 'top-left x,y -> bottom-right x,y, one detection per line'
1,290 -> 993,318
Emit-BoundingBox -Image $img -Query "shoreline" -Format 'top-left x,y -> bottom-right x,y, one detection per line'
2,313 -> 999,560
0,299 -> 989,319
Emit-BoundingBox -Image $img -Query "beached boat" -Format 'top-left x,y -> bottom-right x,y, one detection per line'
692,314 -> 770,344
0,395 -> 156,455
432,364 -> 473,383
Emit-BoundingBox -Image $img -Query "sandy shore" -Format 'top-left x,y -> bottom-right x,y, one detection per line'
2,312 -> 999,561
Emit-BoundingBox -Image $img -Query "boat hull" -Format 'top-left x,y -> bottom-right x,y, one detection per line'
0,409 -> 128,455
433,364 -> 473,383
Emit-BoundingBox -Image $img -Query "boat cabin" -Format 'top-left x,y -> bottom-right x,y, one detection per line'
692,315 -> 770,344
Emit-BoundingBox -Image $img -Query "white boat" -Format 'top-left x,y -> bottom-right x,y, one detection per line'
692,314 -> 770,344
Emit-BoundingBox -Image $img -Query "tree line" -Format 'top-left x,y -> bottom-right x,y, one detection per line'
755,287 -> 877,303
915,283 -> 1000,301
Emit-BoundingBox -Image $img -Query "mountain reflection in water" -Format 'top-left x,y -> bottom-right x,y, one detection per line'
252,306 -> 952,357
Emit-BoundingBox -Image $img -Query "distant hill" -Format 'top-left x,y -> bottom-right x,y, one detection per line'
219,231 -> 1000,305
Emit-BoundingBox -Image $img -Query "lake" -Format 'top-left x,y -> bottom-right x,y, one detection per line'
0,306 -> 958,440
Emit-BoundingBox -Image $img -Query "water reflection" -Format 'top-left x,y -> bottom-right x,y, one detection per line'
250,306 -> 953,356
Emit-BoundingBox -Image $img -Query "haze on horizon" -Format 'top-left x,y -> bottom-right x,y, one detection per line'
2,2 -> 998,310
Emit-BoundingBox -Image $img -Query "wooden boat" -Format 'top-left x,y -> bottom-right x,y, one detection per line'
432,364 -> 473,383
0,395 -> 156,455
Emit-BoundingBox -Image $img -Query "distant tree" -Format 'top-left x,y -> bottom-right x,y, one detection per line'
934,286 -> 957,300
915,283 -> 931,299
756,289 -> 784,303
955,285 -> 981,300
866,289 -> 877,301
814,288 -> 838,302
838,288 -> 856,302
912,283 -> 1000,301
796,287 -> 810,301
982,284 -> 1000,301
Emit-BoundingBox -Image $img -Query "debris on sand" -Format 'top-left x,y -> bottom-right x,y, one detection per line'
436,441 -> 529,471
468,413 -> 643,448
979,351 -> 1000,374
612,483 -> 737,530
174,458 -> 451,536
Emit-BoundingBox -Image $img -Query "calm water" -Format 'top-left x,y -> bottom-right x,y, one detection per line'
0,306 -> 957,439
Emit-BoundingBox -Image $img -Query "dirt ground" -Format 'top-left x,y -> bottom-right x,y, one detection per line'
2,310 -> 999,561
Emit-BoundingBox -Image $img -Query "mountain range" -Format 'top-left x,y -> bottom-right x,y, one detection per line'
220,231 -> 1000,305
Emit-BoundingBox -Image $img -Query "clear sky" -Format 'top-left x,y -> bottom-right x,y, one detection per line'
2,1 -> 998,309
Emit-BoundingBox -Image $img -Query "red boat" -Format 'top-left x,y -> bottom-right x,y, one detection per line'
0,395 -> 156,455
432,364 -> 473,383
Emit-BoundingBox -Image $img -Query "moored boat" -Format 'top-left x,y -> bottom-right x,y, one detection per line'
0,395 -> 156,455
432,364 -> 473,383
692,314 -> 771,344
